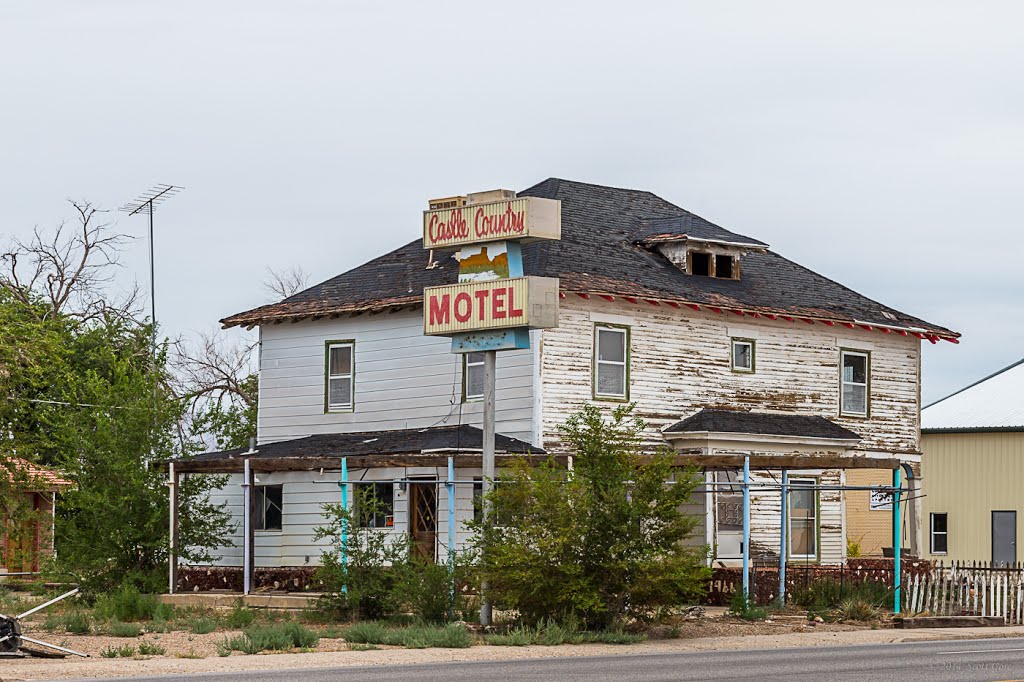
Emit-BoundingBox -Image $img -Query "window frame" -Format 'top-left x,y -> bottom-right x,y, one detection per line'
355,482 -> 395,529
839,349 -> 871,418
253,484 -> 283,533
787,477 -> 819,561
324,340 -> 356,413
462,352 -> 486,403
930,512 -> 948,555
730,338 -> 755,373
592,323 -> 630,401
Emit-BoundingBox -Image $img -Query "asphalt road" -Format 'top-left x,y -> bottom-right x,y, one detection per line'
89,637 -> 1024,682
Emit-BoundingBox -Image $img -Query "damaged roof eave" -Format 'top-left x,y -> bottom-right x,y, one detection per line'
662,430 -> 862,450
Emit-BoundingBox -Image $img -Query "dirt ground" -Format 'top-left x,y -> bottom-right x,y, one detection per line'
7,616 -> 1024,681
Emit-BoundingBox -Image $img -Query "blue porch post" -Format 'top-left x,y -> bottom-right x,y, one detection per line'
779,469 -> 788,605
892,466 -> 902,614
340,456 -> 349,593
742,455 -> 751,600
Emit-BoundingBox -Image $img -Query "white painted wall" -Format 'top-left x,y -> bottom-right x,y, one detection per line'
257,311 -> 535,444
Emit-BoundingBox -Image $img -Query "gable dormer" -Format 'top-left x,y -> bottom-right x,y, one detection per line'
636,214 -> 769,281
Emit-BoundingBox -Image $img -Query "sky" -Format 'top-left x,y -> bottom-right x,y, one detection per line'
2,1 -> 1022,404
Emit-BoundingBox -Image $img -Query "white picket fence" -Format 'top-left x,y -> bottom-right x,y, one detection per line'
903,561 -> 1024,624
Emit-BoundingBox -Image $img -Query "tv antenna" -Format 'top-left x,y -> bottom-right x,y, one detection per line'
118,184 -> 183,356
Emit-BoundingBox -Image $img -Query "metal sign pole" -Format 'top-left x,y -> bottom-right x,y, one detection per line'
480,350 -> 497,627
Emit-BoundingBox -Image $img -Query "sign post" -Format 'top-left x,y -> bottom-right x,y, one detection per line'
422,191 -> 560,626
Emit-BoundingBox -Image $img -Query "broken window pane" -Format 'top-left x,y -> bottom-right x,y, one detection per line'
690,252 -> 711,276
715,254 -> 734,278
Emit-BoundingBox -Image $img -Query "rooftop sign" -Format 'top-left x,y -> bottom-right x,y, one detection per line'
423,196 -> 561,250
423,277 -> 559,336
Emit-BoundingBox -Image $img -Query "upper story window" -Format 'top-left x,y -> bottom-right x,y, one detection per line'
254,484 -> 283,532
688,251 -> 738,279
731,338 -> 755,373
326,341 -> 354,412
463,352 -> 485,402
840,350 -> 870,417
594,324 -> 629,400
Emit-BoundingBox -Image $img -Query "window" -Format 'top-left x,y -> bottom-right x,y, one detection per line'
326,341 -> 354,412
473,478 -> 508,526
840,350 -> 869,417
356,482 -> 394,529
594,325 -> 629,400
714,254 -> 735,279
788,478 -> 818,559
254,485 -> 283,531
463,352 -> 485,402
930,513 -> 948,554
731,338 -> 754,373
690,252 -> 711,276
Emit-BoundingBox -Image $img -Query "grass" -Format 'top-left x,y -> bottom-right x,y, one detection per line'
727,591 -> 769,621
837,598 -> 879,622
338,622 -> 473,649
100,644 -> 137,658
221,622 -> 320,654
42,612 -> 92,634
484,621 -> 645,646
225,603 -> 256,628
94,586 -> 174,622
108,621 -> 143,637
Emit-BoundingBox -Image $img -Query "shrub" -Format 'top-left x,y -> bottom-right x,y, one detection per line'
338,622 -> 472,649
100,644 -> 136,658
44,612 -> 91,634
189,617 -> 218,634
728,590 -> 768,621
838,598 -> 878,622
225,603 -> 256,628
223,622 -> 320,654
94,585 -> 173,622
789,578 -> 890,612
473,404 -> 710,629
485,621 -> 645,646
138,641 -> 166,656
392,556 -> 469,624
109,621 -> 143,637
339,621 -> 388,644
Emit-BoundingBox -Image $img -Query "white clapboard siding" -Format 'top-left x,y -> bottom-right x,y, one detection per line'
196,468 -> 483,568
257,312 -> 536,445
538,300 -> 920,455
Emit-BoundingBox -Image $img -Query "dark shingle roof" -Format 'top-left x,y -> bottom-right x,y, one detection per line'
664,409 -> 861,441
188,425 -> 540,465
221,178 -> 956,337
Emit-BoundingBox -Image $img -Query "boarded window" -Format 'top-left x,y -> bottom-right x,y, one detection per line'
714,254 -> 735,279
690,252 -> 711,276
789,479 -> 818,559
254,485 -> 283,531
594,325 -> 629,399
841,351 -> 869,416
731,338 -> 754,372
326,342 -> 354,411
463,352 -> 485,402
930,512 -> 948,554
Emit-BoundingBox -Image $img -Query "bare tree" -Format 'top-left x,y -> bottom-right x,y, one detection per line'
263,265 -> 310,301
172,331 -> 257,411
0,201 -> 140,322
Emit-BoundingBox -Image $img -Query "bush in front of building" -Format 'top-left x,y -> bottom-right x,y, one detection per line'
473,403 -> 711,630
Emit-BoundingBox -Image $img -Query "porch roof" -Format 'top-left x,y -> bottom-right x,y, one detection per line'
664,409 -> 861,441
170,425 -> 546,473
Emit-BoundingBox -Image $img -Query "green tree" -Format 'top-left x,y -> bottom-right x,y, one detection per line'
475,403 -> 710,629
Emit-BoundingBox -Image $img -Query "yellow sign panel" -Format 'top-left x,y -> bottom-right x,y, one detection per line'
422,196 -> 561,250
423,277 -> 559,335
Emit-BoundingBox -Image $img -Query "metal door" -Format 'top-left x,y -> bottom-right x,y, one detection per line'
992,511 -> 1017,567
409,482 -> 438,563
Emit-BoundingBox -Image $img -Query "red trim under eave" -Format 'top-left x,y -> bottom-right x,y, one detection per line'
801,318 -> 814,324
599,294 -> 615,302
576,293 -> 590,299
731,309 -> 744,316
665,301 -> 681,309
781,315 -> 795,322
645,299 -> 660,306
686,303 -> 701,311
623,296 -> 638,303
708,307 -> 723,314
944,337 -> 960,344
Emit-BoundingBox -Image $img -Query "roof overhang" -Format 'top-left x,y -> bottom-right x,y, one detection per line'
663,430 -> 862,450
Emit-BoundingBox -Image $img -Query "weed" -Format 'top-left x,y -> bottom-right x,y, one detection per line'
222,622 -> 320,654
137,641 -> 166,656
838,598 -> 878,622
44,612 -> 91,634
225,603 -> 256,629
339,621 -> 388,644
728,591 -> 768,621
99,646 -> 119,658
484,621 -> 644,646
338,622 -> 472,649
348,643 -> 380,651
94,586 -> 173,622
176,648 -> 204,659
109,621 -> 143,637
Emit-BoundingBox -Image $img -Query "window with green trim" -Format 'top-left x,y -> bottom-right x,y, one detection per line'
841,350 -> 869,417
463,352 -> 485,402
594,324 -> 629,399
327,342 -> 354,411
788,478 -> 818,559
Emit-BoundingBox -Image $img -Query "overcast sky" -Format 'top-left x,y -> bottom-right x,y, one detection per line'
2,1 -> 1021,404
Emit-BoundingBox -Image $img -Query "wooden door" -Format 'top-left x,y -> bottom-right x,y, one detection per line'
408,482 -> 438,563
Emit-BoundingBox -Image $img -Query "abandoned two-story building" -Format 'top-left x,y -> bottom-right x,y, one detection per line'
173,178 -> 958,586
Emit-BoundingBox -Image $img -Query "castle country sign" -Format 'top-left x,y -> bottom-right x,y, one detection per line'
423,277 -> 559,336
422,196 -> 561,250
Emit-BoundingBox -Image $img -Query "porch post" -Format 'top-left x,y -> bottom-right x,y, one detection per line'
242,458 -> 253,596
892,466 -> 902,614
168,461 -> 179,594
779,468 -> 788,605
480,350 -> 496,627
447,456 -> 456,614
742,455 -> 751,600
340,456 -> 349,593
